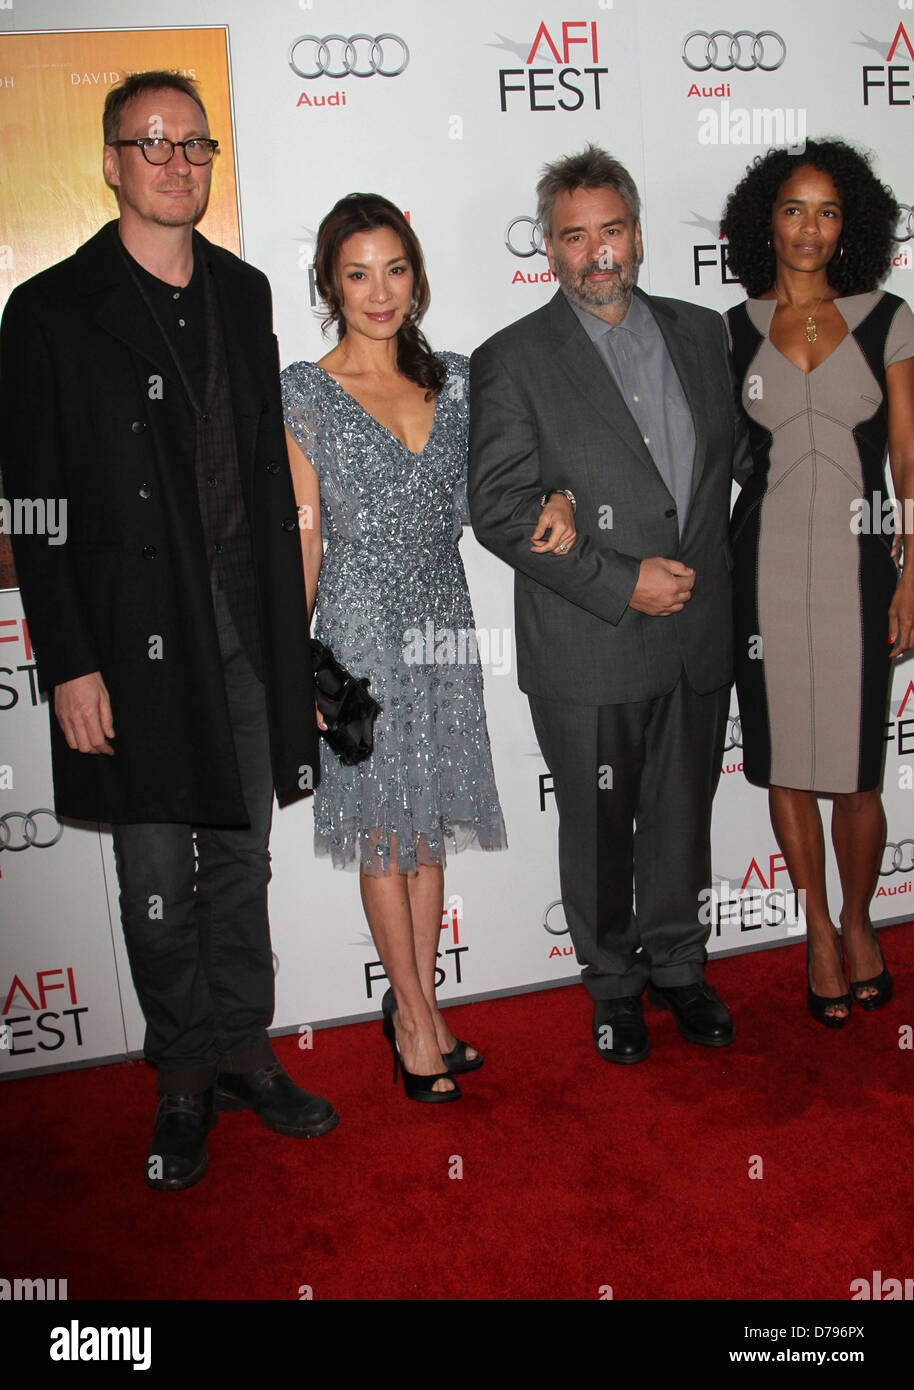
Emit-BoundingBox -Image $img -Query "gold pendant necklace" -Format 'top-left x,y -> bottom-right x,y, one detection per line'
780,294 -> 825,343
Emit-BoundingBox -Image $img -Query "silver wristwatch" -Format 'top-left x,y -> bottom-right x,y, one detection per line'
540,488 -> 577,512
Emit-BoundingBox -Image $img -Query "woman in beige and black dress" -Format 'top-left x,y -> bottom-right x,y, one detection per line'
722,138 -> 914,1027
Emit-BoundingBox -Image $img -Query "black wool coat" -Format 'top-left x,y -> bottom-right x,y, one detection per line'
0,220 -> 319,823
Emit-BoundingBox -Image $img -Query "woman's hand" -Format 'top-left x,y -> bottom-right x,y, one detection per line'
530,493 -> 576,555
315,699 -> 327,732
889,572 -> 914,658
886,357 -> 914,634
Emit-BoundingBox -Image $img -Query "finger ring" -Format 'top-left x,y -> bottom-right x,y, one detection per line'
559,544 -> 567,552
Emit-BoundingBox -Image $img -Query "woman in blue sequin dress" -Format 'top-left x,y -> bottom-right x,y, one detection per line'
281,193 -> 576,1100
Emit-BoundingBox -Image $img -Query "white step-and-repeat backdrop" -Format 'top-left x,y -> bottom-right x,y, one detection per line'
2,0 -> 913,1074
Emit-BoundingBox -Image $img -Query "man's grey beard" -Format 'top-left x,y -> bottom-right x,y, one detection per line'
553,251 -> 641,310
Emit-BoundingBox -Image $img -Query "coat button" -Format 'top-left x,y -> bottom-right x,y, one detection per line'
267,462 -> 281,474
138,483 -> 151,499
142,545 -> 157,559
281,517 -> 297,532
207,476 -> 218,488
664,507 -> 677,518
213,542 -> 224,555
131,420 -> 146,434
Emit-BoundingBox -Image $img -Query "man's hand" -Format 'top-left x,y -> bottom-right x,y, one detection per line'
629,557 -> 696,616
530,494 -> 576,555
54,672 -> 115,755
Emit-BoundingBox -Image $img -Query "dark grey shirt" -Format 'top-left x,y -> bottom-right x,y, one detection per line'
565,289 -> 696,536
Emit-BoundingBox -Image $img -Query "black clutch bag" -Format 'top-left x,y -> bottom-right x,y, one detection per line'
310,638 -> 381,766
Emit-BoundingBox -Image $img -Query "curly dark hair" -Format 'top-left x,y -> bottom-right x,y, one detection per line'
720,138 -> 899,297
314,192 -> 445,397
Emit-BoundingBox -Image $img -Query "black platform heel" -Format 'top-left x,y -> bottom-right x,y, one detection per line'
380,989 -> 461,1103
806,939 -> 851,1030
848,922 -> 893,1010
441,1040 -> 484,1074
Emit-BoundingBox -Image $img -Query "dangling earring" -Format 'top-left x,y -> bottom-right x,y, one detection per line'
836,243 -> 845,261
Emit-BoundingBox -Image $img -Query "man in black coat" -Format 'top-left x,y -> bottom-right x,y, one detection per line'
0,71 -> 337,1188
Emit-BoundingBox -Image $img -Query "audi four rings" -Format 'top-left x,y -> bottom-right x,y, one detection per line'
895,207 -> 914,243
0,809 -> 63,851
724,716 -> 743,752
682,30 -> 787,72
880,841 -> 914,876
288,33 -> 409,79
505,216 -> 547,258
542,899 -> 569,936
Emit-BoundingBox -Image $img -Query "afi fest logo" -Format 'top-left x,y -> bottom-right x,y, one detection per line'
363,896 -> 468,998
1,967 -> 89,1056
884,678 -> 914,781
859,21 -> 914,106
288,33 -> 409,108
0,615 -> 39,713
491,21 -> 608,112
700,855 -> 806,938
683,211 -> 742,289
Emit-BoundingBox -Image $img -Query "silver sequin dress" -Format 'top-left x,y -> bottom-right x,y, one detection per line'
281,350 -> 507,874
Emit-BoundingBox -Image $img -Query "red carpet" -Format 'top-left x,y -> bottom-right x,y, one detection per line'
3,926 -> 913,1302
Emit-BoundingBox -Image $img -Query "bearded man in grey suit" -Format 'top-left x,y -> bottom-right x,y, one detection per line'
468,146 -> 750,1063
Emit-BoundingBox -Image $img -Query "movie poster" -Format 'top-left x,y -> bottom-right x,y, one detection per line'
0,27 -> 240,588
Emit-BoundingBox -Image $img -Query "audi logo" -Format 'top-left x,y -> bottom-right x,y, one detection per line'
879,840 -> 914,876
288,33 -> 409,79
506,215 -> 547,259
724,715 -> 743,752
895,205 -> 914,243
0,809 -> 63,851
543,899 -> 569,936
682,29 -> 787,72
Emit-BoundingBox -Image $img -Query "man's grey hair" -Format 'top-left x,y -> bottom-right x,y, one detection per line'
536,144 -> 641,239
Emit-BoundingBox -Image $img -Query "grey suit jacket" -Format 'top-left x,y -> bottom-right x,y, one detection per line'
468,286 -> 750,705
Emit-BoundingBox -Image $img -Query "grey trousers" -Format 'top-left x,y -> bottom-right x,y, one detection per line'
112,583 -> 277,1094
530,671 -> 728,999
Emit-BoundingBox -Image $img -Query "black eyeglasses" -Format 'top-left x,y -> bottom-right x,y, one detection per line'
108,137 -> 219,166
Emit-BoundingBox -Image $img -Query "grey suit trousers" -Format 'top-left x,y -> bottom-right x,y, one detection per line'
530,670 -> 728,998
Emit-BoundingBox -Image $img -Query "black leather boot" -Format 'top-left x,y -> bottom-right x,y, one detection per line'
146,1088 -> 216,1191
215,1063 -> 339,1137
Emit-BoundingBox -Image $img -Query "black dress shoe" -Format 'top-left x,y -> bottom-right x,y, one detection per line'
646,980 -> 734,1047
592,996 -> 650,1064
146,1088 -> 215,1191
214,1062 -> 339,1137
